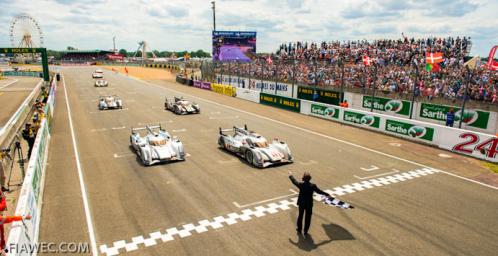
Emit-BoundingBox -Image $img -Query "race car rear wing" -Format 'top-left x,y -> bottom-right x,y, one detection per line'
131,124 -> 163,134
219,124 -> 248,135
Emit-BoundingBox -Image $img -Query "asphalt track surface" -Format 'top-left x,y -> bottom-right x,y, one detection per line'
39,67 -> 498,256
0,77 -> 41,128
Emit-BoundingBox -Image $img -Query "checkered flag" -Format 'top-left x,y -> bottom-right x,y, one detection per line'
321,195 -> 354,209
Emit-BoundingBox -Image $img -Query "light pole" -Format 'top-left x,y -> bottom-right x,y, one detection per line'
211,1 -> 216,31
370,63 -> 378,112
459,66 -> 471,129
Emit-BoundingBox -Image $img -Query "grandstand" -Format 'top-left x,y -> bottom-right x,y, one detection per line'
59,49 -> 114,64
212,36 -> 497,107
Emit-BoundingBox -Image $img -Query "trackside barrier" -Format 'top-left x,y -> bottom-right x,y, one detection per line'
2,71 -> 43,78
211,83 -> 236,97
6,78 -> 57,255
193,80 -> 211,90
235,87 -> 260,103
300,100 -> 498,163
0,79 -> 43,147
260,93 -> 301,112
215,75 -> 293,97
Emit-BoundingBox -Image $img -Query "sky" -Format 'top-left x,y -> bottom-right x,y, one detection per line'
0,0 -> 497,56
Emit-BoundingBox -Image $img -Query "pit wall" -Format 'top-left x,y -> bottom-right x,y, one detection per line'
178,76 -> 497,163
216,75 -> 498,135
6,77 -> 57,256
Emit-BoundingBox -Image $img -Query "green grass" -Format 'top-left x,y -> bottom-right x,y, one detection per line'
484,162 -> 498,174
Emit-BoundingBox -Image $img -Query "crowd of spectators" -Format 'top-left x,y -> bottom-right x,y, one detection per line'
216,36 -> 497,104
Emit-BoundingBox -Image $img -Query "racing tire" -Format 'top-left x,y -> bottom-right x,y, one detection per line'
218,137 -> 226,149
245,150 -> 254,165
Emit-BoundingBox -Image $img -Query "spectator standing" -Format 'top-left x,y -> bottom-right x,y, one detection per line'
446,108 -> 455,127
21,124 -> 36,159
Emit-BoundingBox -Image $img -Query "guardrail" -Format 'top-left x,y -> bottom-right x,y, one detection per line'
1,71 -> 43,78
5,78 -> 56,255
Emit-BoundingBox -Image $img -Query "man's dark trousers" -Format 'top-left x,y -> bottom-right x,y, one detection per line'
297,205 -> 313,234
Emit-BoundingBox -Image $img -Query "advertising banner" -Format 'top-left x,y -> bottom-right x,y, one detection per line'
309,103 -> 340,120
216,75 -> 293,97
193,80 -> 211,90
211,83 -> 236,97
297,86 -> 343,105
385,119 -> 434,141
260,93 -> 300,112
362,96 -> 411,116
343,110 -> 380,129
419,102 -> 490,129
212,31 -> 257,62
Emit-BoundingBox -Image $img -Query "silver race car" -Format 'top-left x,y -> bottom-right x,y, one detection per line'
130,125 -> 186,165
98,95 -> 122,110
218,125 -> 293,168
165,97 -> 200,115
94,79 -> 108,87
92,69 -> 103,78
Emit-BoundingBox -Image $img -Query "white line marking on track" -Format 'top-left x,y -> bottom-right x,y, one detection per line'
62,75 -> 99,255
298,160 -> 318,166
112,126 -> 126,130
360,165 -> 380,172
210,111 -> 221,114
209,115 -> 239,120
113,153 -> 135,158
172,128 -> 187,133
124,74 -> 498,190
0,78 -> 18,89
100,168 -> 440,255
354,169 -> 400,180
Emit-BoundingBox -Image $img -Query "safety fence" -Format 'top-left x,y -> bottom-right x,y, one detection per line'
176,76 -> 497,163
6,77 -> 57,255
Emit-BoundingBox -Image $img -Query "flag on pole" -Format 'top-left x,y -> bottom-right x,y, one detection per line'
426,52 -> 443,64
362,55 -> 372,66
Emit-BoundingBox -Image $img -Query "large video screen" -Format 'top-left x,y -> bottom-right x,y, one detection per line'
212,31 -> 256,62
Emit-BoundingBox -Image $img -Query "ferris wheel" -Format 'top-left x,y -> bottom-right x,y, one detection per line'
9,13 -> 44,48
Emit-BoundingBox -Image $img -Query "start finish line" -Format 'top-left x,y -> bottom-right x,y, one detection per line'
0,47 -> 49,82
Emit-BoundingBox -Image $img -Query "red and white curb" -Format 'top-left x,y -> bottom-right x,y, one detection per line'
100,168 -> 439,255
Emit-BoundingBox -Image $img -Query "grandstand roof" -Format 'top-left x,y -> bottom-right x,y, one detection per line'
59,50 -> 113,54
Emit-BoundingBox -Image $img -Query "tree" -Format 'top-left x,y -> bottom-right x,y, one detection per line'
67,46 -> 77,50
118,49 -> 127,56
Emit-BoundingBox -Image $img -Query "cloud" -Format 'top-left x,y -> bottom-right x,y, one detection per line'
0,0 -> 494,56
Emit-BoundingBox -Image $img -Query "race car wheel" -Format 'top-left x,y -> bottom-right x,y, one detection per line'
245,150 -> 254,165
218,137 -> 226,149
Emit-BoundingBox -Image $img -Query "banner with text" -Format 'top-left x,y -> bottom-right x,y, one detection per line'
297,86 -> 343,106
419,102 -> 490,129
260,93 -> 300,112
362,96 -> 411,116
211,83 -> 237,97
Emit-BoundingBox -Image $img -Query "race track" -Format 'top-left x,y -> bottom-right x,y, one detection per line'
39,67 -> 498,256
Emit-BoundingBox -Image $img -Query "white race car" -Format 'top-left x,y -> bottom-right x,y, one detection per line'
98,95 -> 122,110
218,125 -> 293,168
92,69 -> 103,78
94,79 -> 108,87
130,125 -> 186,165
165,97 -> 200,115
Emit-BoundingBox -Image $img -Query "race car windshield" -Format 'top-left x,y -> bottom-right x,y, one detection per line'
149,138 -> 167,146
254,140 -> 269,148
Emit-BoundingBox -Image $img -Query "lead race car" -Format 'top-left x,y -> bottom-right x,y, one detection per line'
218,125 -> 293,168
94,79 -> 108,87
130,125 -> 186,165
98,95 -> 122,110
165,96 -> 200,115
